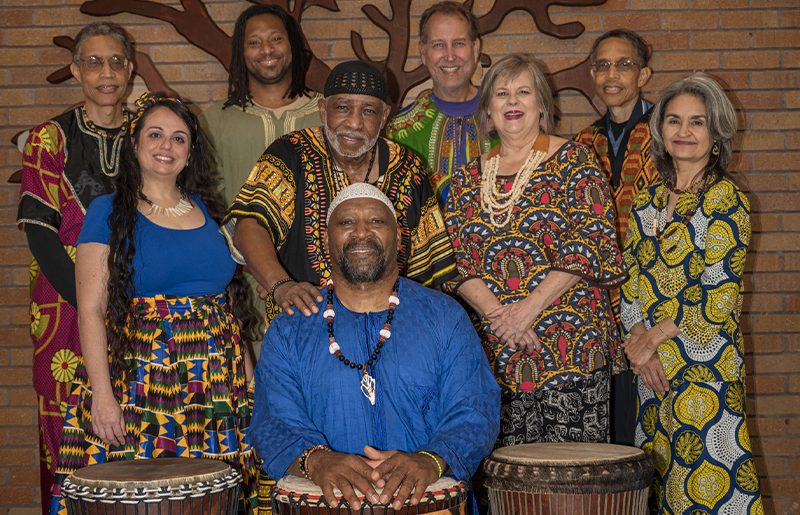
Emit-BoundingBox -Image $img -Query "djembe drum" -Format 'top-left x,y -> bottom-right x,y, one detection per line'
272,475 -> 469,515
483,443 -> 653,515
62,458 -> 242,515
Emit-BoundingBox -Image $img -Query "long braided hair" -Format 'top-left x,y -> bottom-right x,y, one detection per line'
224,4 -> 311,110
106,93 -> 258,383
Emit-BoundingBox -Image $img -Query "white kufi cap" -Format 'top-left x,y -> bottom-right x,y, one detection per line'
327,183 -> 396,224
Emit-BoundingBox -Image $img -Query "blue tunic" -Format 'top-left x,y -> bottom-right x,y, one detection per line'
251,278 -> 500,481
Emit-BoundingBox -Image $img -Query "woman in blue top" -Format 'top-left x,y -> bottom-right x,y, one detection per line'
50,93 -> 258,515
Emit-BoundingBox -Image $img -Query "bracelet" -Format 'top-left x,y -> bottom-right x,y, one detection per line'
270,277 -> 293,297
299,445 -> 329,481
418,451 -> 443,478
656,322 -> 666,336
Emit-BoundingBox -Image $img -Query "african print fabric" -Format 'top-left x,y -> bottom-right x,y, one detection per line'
221,127 -> 457,327
385,90 -> 497,203
621,178 -> 761,513
574,102 -> 660,447
500,365 -> 610,447
574,104 -> 660,324
444,141 -> 627,446
17,107 -> 130,515
636,379 -> 762,514
50,294 -> 258,515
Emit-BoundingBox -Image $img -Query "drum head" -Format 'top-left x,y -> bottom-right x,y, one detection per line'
490,443 -> 646,467
69,458 -> 231,489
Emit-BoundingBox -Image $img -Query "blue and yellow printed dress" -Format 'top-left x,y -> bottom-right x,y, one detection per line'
620,178 -> 762,514
445,141 -> 628,446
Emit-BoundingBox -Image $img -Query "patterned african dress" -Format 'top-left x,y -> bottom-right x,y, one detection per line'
385,90 -> 498,204
16,107 -> 130,515
50,196 -> 258,515
444,141 -> 627,446
620,178 -> 762,514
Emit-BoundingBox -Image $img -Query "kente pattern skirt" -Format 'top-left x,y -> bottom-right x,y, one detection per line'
50,294 -> 258,515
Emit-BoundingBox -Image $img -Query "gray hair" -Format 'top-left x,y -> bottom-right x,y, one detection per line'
650,73 -> 737,187
476,53 -> 554,141
73,22 -> 132,63
589,29 -> 649,69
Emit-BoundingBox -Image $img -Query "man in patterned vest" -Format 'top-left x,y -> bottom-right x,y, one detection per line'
16,22 -> 133,515
574,28 -> 659,447
199,4 -> 324,356
385,1 -> 497,205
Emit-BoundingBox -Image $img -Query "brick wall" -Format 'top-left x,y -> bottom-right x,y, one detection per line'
1,0 -> 798,513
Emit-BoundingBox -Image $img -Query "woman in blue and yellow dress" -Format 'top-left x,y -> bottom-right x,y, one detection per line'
620,74 -> 762,514
50,93 -> 259,514
444,54 -> 627,447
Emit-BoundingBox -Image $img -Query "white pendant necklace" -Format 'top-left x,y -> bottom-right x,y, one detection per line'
324,278 -> 400,405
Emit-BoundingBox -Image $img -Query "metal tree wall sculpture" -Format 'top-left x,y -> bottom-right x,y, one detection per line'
45,0 -> 609,113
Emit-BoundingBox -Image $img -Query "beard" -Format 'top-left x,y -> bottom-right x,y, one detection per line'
337,237 -> 388,284
324,124 -> 379,158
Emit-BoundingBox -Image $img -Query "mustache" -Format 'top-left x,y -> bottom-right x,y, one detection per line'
343,237 -> 383,254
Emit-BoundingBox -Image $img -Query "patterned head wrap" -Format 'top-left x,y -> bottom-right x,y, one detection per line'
129,91 -> 197,135
324,61 -> 388,102
327,183 -> 396,224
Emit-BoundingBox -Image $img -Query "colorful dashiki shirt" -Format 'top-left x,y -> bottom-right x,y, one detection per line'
621,179 -> 762,514
50,295 -> 258,515
16,107 -> 130,515
385,90 -> 498,204
222,127 -> 457,327
574,100 -> 660,323
444,141 -> 627,445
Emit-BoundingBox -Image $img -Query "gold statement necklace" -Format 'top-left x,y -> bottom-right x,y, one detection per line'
481,134 -> 550,228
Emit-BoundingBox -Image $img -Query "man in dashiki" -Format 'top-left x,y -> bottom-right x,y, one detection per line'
199,4 -> 324,357
222,60 -> 457,328
16,22 -> 134,515
384,1 -> 497,204
573,29 -> 661,447
249,183 -> 499,514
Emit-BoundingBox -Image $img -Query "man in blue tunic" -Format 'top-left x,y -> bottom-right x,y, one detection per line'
250,183 -> 499,510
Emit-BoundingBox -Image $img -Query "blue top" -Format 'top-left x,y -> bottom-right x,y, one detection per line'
251,277 -> 500,481
77,193 -> 236,297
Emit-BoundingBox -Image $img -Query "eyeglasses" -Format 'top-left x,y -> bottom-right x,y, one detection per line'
591,59 -> 637,73
76,56 -> 129,71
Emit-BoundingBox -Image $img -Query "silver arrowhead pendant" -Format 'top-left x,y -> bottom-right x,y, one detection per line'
361,369 -> 376,405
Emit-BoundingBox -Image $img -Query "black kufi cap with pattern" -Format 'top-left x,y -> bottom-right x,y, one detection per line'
324,60 -> 388,102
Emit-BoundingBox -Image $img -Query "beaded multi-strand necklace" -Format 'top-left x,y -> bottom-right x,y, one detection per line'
324,278 -> 399,405
653,173 -> 712,254
481,134 -> 550,229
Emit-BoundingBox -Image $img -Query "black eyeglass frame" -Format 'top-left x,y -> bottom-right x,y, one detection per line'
75,56 -> 130,71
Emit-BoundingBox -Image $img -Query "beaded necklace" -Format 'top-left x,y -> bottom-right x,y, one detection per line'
481,134 -> 549,228
325,278 -> 399,405
79,107 -> 129,177
653,174 -> 710,254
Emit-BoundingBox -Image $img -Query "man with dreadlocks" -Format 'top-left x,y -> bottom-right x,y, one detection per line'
199,4 -> 323,353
